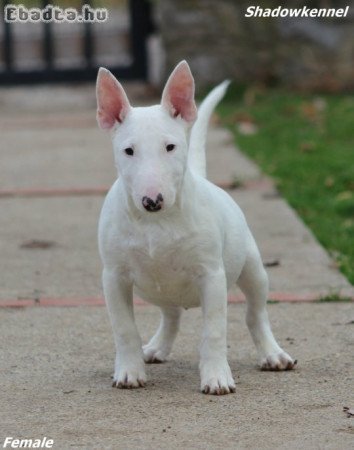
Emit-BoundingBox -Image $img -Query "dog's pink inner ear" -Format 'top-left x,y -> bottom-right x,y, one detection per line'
161,61 -> 197,123
96,68 -> 131,130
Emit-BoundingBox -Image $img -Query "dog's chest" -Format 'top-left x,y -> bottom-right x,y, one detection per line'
125,224 -> 208,306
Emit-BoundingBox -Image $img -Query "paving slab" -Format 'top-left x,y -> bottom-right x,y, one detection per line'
0,302 -> 353,450
0,196 -> 102,299
0,125 -> 114,190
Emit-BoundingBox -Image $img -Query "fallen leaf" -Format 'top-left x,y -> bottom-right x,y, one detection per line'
20,239 -> 56,249
262,190 -> 281,199
243,84 -> 266,107
282,105 -> 297,116
300,99 -> 326,126
342,219 -> 354,229
328,260 -> 340,269
263,259 -> 280,267
229,178 -> 244,189
234,112 -> 255,123
301,102 -> 318,120
300,142 -> 316,153
313,97 -> 327,112
210,112 -> 221,125
237,121 -> 258,135
325,176 -> 335,188
336,191 -> 352,201
343,406 -> 354,418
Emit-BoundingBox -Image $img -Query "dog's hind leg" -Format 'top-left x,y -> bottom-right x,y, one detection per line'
237,242 -> 297,371
143,306 -> 182,363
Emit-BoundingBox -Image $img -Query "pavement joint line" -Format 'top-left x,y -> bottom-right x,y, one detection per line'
0,115 -> 96,130
1,292 -> 352,308
0,180 -> 273,199
0,186 -> 110,198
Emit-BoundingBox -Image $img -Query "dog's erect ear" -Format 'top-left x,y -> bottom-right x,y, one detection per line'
161,60 -> 197,123
96,67 -> 131,130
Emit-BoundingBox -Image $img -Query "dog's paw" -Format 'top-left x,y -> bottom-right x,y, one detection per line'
200,360 -> 236,395
143,343 -> 169,364
112,361 -> 147,388
260,351 -> 297,371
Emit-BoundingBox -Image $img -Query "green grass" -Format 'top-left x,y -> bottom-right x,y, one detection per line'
217,86 -> 354,285
316,293 -> 352,303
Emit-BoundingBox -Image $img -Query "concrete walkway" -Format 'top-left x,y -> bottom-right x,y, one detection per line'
0,85 -> 353,449
1,303 -> 353,449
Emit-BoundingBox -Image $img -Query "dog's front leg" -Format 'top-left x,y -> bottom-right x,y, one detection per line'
199,268 -> 236,395
102,267 -> 146,388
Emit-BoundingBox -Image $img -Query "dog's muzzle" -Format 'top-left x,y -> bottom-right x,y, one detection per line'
142,193 -> 164,212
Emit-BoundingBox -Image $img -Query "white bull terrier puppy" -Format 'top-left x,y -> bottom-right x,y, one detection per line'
96,61 -> 296,395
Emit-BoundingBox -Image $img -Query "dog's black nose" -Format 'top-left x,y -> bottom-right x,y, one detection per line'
142,193 -> 164,212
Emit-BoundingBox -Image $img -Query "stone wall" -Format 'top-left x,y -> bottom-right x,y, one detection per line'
155,0 -> 354,92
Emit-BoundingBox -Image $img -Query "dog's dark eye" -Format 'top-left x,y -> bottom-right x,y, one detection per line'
124,147 -> 134,156
166,144 -> 175,152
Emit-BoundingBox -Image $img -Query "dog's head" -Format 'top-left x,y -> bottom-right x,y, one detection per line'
96,61 -> 197,214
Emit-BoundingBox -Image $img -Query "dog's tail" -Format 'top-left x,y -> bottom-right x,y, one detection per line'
188,80 -> 231,178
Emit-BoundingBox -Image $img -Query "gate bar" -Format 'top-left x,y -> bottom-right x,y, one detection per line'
3,0 -> 14,69
82,0 -> 94,68
42,0 -> 54,69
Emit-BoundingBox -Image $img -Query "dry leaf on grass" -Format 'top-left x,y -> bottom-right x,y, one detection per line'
336,191 -> 353,201
324,176 -> 335,187
299,142 -> 316,153
237,121 -> 258,135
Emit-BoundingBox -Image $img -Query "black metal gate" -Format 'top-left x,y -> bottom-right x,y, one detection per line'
0,0 -> 153,84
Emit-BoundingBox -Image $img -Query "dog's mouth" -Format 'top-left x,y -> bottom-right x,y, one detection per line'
144,204 -> 162,212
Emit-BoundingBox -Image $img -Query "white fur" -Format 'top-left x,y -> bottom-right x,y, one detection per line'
96,61 -> 295,395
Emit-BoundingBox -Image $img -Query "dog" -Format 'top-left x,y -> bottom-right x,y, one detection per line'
96,61 -> 296,395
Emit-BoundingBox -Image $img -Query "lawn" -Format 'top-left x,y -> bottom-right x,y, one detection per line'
217,86 -> 354,285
